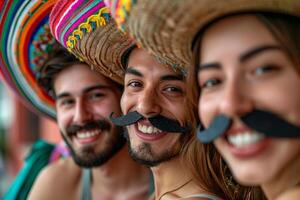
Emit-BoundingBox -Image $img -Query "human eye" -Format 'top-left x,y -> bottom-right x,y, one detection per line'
126,80 -> 143,88
199,78 -> 221,90
89,91 -> 105,100
197,68 -> 222,91
163,86 -> 183,93
162,83 -> 185,98
252,64 -> 279,76
58,98 -> 74,108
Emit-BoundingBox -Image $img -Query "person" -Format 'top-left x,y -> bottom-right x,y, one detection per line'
28,3 -> 150,200
49,0 -> 235,199
116,46 -> 226,200
29,43 -> 150,200
194,11 -> 300,200
105,0 -> 300,199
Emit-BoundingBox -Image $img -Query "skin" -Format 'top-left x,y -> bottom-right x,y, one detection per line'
55,63 -> 123,166
198,15 -> 300,199
29,64 -> 150,200
121,48 -> 206,200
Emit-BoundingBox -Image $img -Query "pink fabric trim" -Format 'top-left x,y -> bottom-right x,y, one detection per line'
62,2 -> 105,46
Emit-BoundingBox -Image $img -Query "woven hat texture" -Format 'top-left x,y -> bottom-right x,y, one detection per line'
106,0 -> 300,72
50,0 -> 135,84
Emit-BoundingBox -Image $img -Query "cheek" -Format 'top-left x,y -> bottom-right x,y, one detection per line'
255,83 -> 300,125
120,93 -> 128,114
120,92 -> 134,114
93,101 -> 121,117
198,96 -> 214,128
56,112 -> 68,131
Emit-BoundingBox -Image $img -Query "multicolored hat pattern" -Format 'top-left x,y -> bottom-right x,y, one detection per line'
0,0 -> 57,119
104,0 -> 135,31
106,0 -> 300,73
49,0 -> 135,84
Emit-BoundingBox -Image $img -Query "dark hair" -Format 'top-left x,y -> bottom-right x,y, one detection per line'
255,12 -> 300,71
37,42 -> 82,98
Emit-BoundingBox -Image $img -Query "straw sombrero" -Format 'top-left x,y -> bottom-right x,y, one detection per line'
49,0 -> 135,85
106,0 -> 300,71
0,0 -> 57,119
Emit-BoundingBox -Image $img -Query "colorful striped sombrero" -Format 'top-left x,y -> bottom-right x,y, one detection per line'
49,0 -> 135,84
0,0 -> 57,119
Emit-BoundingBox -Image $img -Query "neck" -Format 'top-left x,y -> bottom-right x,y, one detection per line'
91,145 -> 150,193
262,154 -> 300,199
151,155 -> 197,199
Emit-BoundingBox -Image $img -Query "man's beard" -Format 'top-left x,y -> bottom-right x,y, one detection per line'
123,129 -> 184,167
61,120 -> 126,168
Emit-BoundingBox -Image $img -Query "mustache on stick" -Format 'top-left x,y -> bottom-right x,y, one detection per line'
241,109 -> 300,139
197,115 -> 232,143
110,111 -> 190,133
197,109 -> 300,143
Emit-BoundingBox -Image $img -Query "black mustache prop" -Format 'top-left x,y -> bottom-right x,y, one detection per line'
197,115 -> 232,143
66,120 -> 111,136
197,109 -> 300,143
110,111 -> 190,133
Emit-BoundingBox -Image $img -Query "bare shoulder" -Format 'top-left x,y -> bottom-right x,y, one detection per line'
28,157 -> 81,200
277,187 -> 300,200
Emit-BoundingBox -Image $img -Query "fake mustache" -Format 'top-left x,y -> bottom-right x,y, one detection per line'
66,119 -> 111,136
110,111 -> 190,133
197,109 -> 300,143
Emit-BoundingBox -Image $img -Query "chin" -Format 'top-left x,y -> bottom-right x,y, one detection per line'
229,162 -> 275,186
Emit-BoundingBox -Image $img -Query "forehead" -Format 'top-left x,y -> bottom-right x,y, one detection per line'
200,14 -> 279,62
127,48 -> 182,77
53,63 -> 115,94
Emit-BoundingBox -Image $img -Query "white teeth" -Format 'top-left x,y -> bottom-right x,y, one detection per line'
77,130 -> 100,139
228,132 -> 265,148
138,123 -> 162,134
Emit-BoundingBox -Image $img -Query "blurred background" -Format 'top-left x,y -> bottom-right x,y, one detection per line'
0,80 -> 61,198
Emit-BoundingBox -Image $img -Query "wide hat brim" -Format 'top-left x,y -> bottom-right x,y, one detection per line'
0,0 -> 57,119
50,0 -> 135,85
71,20 -> 134,84
109,0 -> 300,71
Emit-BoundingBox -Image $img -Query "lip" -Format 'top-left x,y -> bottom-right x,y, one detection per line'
133,123 -> 167,142
224,124 -> 271,158
227,137 -> 271,158
137,119 -> 153,126
72,130 -> 102,145
226,125 -> 252,136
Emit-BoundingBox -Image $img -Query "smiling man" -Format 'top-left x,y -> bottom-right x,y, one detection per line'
110,47 -> 218,199
28,45 -> 149,200
120,48 -> 188,167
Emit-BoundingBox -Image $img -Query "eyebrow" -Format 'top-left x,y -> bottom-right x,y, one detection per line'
198,62 -> 221,71
198,45 -> 283,72
55,85 -> 113,100
126,66 -> 184,81
161,74 -> 184,81
240,45 -> 282,62
55,93 -> 70,100
125,67 -> 143,77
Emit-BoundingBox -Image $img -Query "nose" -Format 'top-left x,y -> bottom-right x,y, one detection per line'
218,81 -> 253,117
136,87 -> 161,117
73,99 -> 92,124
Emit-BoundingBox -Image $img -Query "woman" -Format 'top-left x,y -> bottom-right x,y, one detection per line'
194,12 -> 300,199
